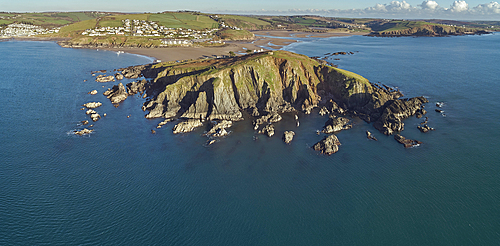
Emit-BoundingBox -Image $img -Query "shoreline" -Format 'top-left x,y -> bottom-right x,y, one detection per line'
101,30 -> 364,62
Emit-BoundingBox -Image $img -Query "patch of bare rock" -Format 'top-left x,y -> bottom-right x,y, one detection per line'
313,134 -> 341,155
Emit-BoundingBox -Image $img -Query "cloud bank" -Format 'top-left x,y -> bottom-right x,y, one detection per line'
216,1 -> 500,20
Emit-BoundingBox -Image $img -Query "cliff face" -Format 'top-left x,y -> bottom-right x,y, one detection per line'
112,50 -> 424,135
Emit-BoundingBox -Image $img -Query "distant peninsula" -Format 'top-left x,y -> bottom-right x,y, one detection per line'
88,50 -> 429,154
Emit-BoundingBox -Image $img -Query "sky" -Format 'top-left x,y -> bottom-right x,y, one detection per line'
2,0 -> 500,20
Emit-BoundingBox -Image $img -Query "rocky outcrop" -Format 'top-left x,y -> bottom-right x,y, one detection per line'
74,128 -> 94,136
394,134 -> 422,148
118,65 -> 146,79
206,120 -> 232,138
313,134 -> 341,155
322,116 -> 352,133
253,112 -> 282,130
95,75 -> 115,83
366,130 -> 377,141
369,25 -> 491,37
373,97 -> 429,135
259,124 -> 275,137
417,124 -> 435,133
172,119 -> 203,134
83,102 -> 102,109
88,90 -> 98,95
103,83 -> 128,104
283,131 -> 295,144
115,73 -> 124,80
107,50 -> 427,138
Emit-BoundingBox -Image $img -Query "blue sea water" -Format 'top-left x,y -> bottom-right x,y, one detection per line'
1,35 -> 499,245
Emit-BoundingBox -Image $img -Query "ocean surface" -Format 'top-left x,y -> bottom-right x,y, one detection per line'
1,35 -> 499,245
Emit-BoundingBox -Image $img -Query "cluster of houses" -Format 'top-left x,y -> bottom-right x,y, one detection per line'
81,19 -> 220,40
0,23 -> 60,38
209,15 -> 242,30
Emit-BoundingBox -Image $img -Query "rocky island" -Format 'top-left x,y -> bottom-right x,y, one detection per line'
94,50 -> 429,154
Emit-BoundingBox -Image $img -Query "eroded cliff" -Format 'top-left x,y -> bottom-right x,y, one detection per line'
107,50 -> 426,136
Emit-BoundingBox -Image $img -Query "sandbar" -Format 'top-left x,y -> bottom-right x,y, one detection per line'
103,30 -> 365,62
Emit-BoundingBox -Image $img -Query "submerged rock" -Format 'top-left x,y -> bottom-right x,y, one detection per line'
313,134 -> 341,155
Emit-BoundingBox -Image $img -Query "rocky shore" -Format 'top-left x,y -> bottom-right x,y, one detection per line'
80,50 -> 434,154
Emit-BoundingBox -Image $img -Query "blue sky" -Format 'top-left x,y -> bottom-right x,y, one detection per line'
2,0 -> 500,20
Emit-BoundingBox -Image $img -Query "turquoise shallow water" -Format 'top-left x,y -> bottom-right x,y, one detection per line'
1,36 -> 499,245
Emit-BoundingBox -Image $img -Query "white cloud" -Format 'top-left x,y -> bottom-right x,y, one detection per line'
366,1 -> 413,12
215,1 -> 500,20
449,0 -> 469,12
473,1 -> 500,14
419,0 -> 440,10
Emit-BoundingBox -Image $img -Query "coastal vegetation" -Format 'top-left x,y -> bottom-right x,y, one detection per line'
2,11 -> 496,42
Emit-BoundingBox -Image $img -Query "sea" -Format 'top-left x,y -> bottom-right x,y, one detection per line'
1,34 -> 499,245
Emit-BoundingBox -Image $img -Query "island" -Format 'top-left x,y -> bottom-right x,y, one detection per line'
97,50 -> 428,154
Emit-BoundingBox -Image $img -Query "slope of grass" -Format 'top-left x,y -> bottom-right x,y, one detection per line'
150,12 -> 218,30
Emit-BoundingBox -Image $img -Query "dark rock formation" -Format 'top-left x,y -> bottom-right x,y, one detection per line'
103,83 -> 128,104
118,65 -> 146,79
206,120 -> 232,138
417,124 -> 435,133
366,130 -> 378,141
322,116 -> 352,133
394,134 -> 422,148
373,97 -> 429,135
104,50 -> 429,140
313,134 -> 341,155
283,131 -> 295,144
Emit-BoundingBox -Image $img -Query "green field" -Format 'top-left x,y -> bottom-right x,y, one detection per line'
218,15 -> 271,29
150,13 -> 218,30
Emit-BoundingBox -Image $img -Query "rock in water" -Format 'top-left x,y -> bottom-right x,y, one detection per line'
172,119 -> 203,134
394,134 -> 422,148
206,120 -> 233,137
322,116 -> 352,133
90,113 -> 101,122
417,124 -> 435,133
103,83 -> 128,104
313,134 -> 341,155
259,124 -> 275,137
366,130 -> 378,141
83,102 -> 102,109
95,75 -> 115,83
283,131 -> 295,144
115,73 -> 124,80
74,128 -> 94,136
88,90 -> 98,95
373,97 -> 429,135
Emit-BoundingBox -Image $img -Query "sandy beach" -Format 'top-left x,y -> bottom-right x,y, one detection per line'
104,30 -> 365,62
